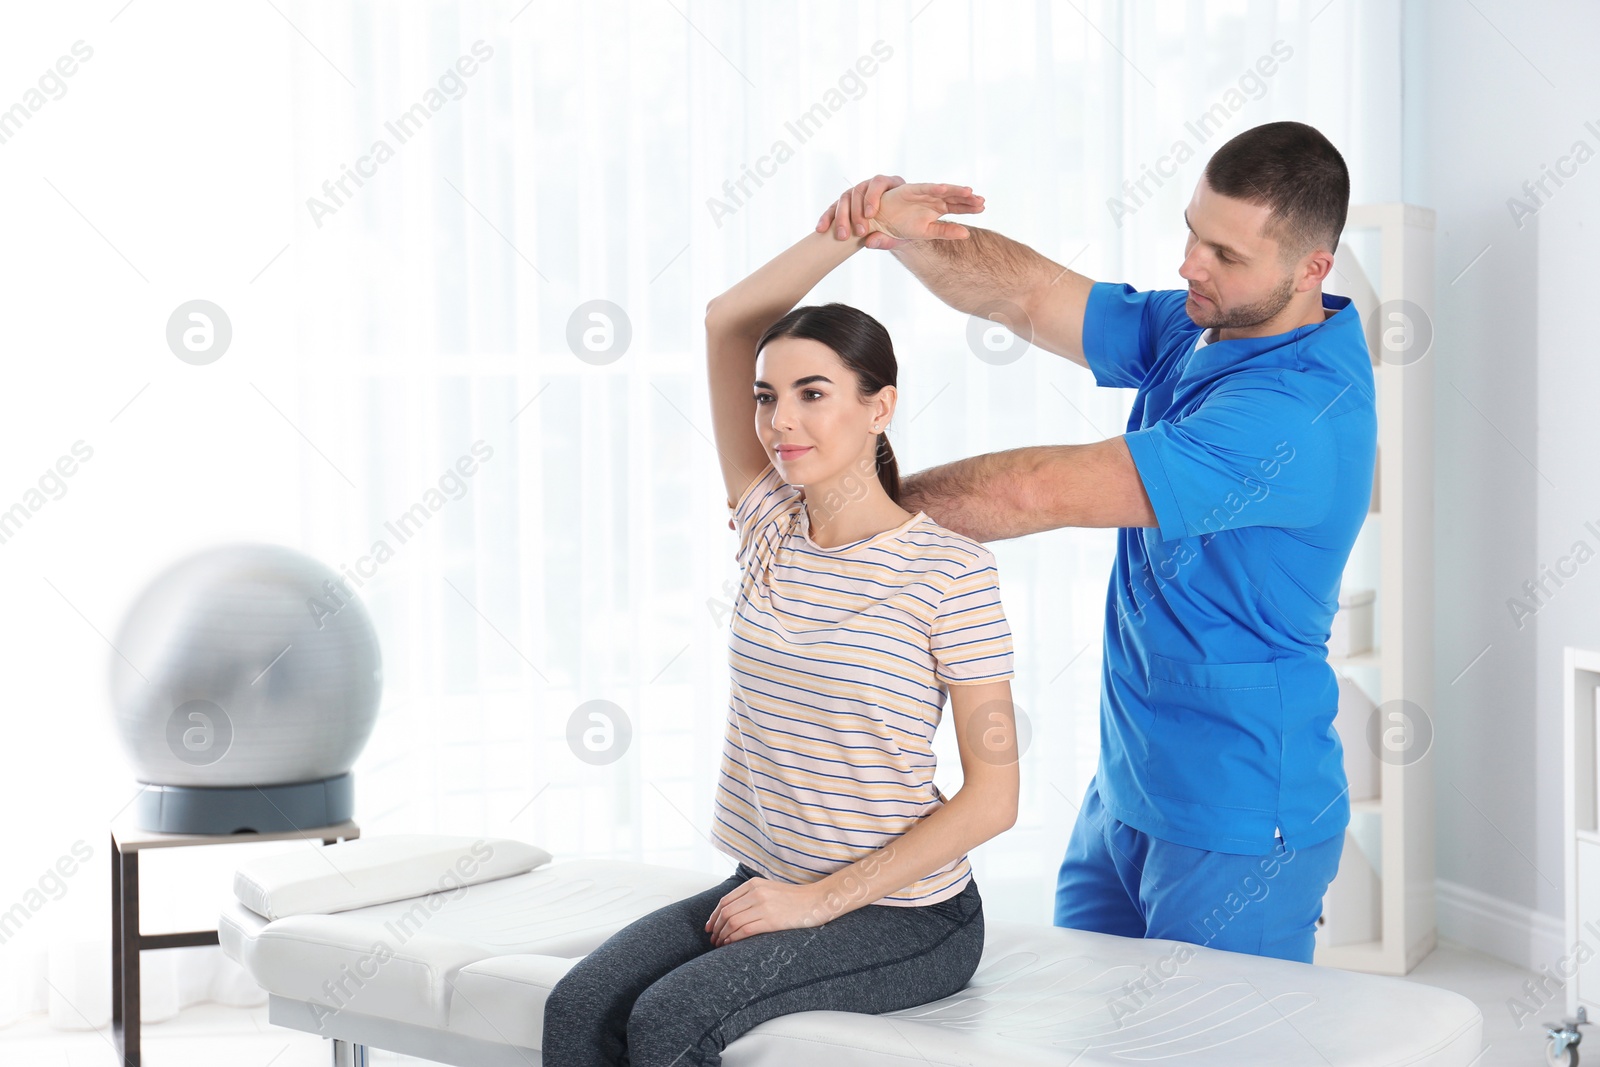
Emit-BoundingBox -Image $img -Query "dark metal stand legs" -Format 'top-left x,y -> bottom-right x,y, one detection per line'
111,834 -> 139,1066
110,837 -> 219,1065
109,827 -> 352,1065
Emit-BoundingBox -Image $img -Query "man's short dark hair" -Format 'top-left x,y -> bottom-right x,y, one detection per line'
1203,121 -> 1350,260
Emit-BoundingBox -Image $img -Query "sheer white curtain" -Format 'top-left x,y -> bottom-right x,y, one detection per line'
0,0 -> 1398,1033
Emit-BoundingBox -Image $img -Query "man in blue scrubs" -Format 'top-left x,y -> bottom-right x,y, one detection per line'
818,121 -> 1373,963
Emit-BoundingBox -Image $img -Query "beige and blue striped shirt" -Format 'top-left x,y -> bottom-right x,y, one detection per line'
713,462 -> 1015,905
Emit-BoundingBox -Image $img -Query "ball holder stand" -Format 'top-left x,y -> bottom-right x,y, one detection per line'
106,544 -> 382,1063
110,815 -> 361,1067
133,772 -> 355,834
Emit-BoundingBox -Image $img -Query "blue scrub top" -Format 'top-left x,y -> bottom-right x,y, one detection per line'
1083,281 -> 1376,854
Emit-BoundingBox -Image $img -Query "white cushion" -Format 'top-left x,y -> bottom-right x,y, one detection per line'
448,954 -> 580,1050
232,834 -> 550,920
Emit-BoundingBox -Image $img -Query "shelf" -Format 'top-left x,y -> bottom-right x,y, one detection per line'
1316,933 -> 1440,976
1565,650 -> 1600,1013
1314,937 -> 1386,971
1315,202 -> 1435,977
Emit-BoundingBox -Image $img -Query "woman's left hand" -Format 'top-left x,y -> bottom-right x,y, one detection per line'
705,876 -> 831,946
861,182 -> 985,250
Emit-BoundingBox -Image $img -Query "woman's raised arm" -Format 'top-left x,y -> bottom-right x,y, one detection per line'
704,228 -> 871,508
705,185 -> 983,506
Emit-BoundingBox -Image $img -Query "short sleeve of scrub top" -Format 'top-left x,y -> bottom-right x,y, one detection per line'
1084,282 -> 1339,542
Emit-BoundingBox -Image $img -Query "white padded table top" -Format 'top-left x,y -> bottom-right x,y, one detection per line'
719,922 -> 1483,1065
221,857 -> 1483,1065
221,859 -> 723,1028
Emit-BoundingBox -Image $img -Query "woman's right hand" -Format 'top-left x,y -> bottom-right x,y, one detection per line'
817,177 -> 985,250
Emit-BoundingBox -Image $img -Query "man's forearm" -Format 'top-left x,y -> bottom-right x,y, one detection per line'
900,448 -> 1039,543
890,226 -> 1064,316
903,440 -> 1156,541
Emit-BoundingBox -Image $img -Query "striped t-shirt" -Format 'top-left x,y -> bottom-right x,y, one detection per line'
713,462 -> 1015,906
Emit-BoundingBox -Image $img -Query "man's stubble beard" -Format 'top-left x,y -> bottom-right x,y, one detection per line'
1195,270 -> 1297,330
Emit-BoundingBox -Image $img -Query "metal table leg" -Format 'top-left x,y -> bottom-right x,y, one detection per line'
110,832 -> 123,1063
332,1038 -> 370,1065
110,844 -> 220,1064
109,827 -> 354,1065
112,844 -> 141,1066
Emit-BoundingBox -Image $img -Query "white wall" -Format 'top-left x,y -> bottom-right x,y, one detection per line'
1405,0 -> 1600,969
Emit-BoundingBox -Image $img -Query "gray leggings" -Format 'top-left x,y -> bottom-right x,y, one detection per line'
540,863 -> 984,1067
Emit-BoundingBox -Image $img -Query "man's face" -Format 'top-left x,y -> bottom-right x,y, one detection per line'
1177,179 -> 1299,330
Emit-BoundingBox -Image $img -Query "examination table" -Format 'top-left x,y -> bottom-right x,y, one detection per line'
218,834 -> 1483,1065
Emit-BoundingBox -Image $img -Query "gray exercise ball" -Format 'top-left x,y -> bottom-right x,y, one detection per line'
109,543 -> 382,832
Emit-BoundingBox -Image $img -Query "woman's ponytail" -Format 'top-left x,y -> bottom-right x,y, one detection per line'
875,431 -> 901,506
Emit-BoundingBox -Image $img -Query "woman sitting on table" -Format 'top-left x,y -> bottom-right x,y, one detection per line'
542,183 -> 1021,1067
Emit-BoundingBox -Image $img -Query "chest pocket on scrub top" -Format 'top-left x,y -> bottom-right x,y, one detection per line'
1144,653 -> 1284,813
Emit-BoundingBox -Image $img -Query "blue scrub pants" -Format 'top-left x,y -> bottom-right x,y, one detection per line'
1054,776 -> 1343,963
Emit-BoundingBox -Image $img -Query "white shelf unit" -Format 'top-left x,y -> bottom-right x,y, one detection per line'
1311,203 -> 1437,977
1563,648 -> 1600,1015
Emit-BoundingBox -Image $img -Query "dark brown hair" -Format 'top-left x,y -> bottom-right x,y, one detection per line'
756,302 -> 901,505
1203,120 -> 1350,260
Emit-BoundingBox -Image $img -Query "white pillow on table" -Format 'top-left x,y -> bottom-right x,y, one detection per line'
233,834 -> 551,920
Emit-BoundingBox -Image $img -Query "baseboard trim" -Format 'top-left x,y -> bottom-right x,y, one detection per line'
1436,878 -> 1563,974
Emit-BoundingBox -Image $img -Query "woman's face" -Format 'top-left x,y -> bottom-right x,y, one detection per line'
753,336 -> 893,487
